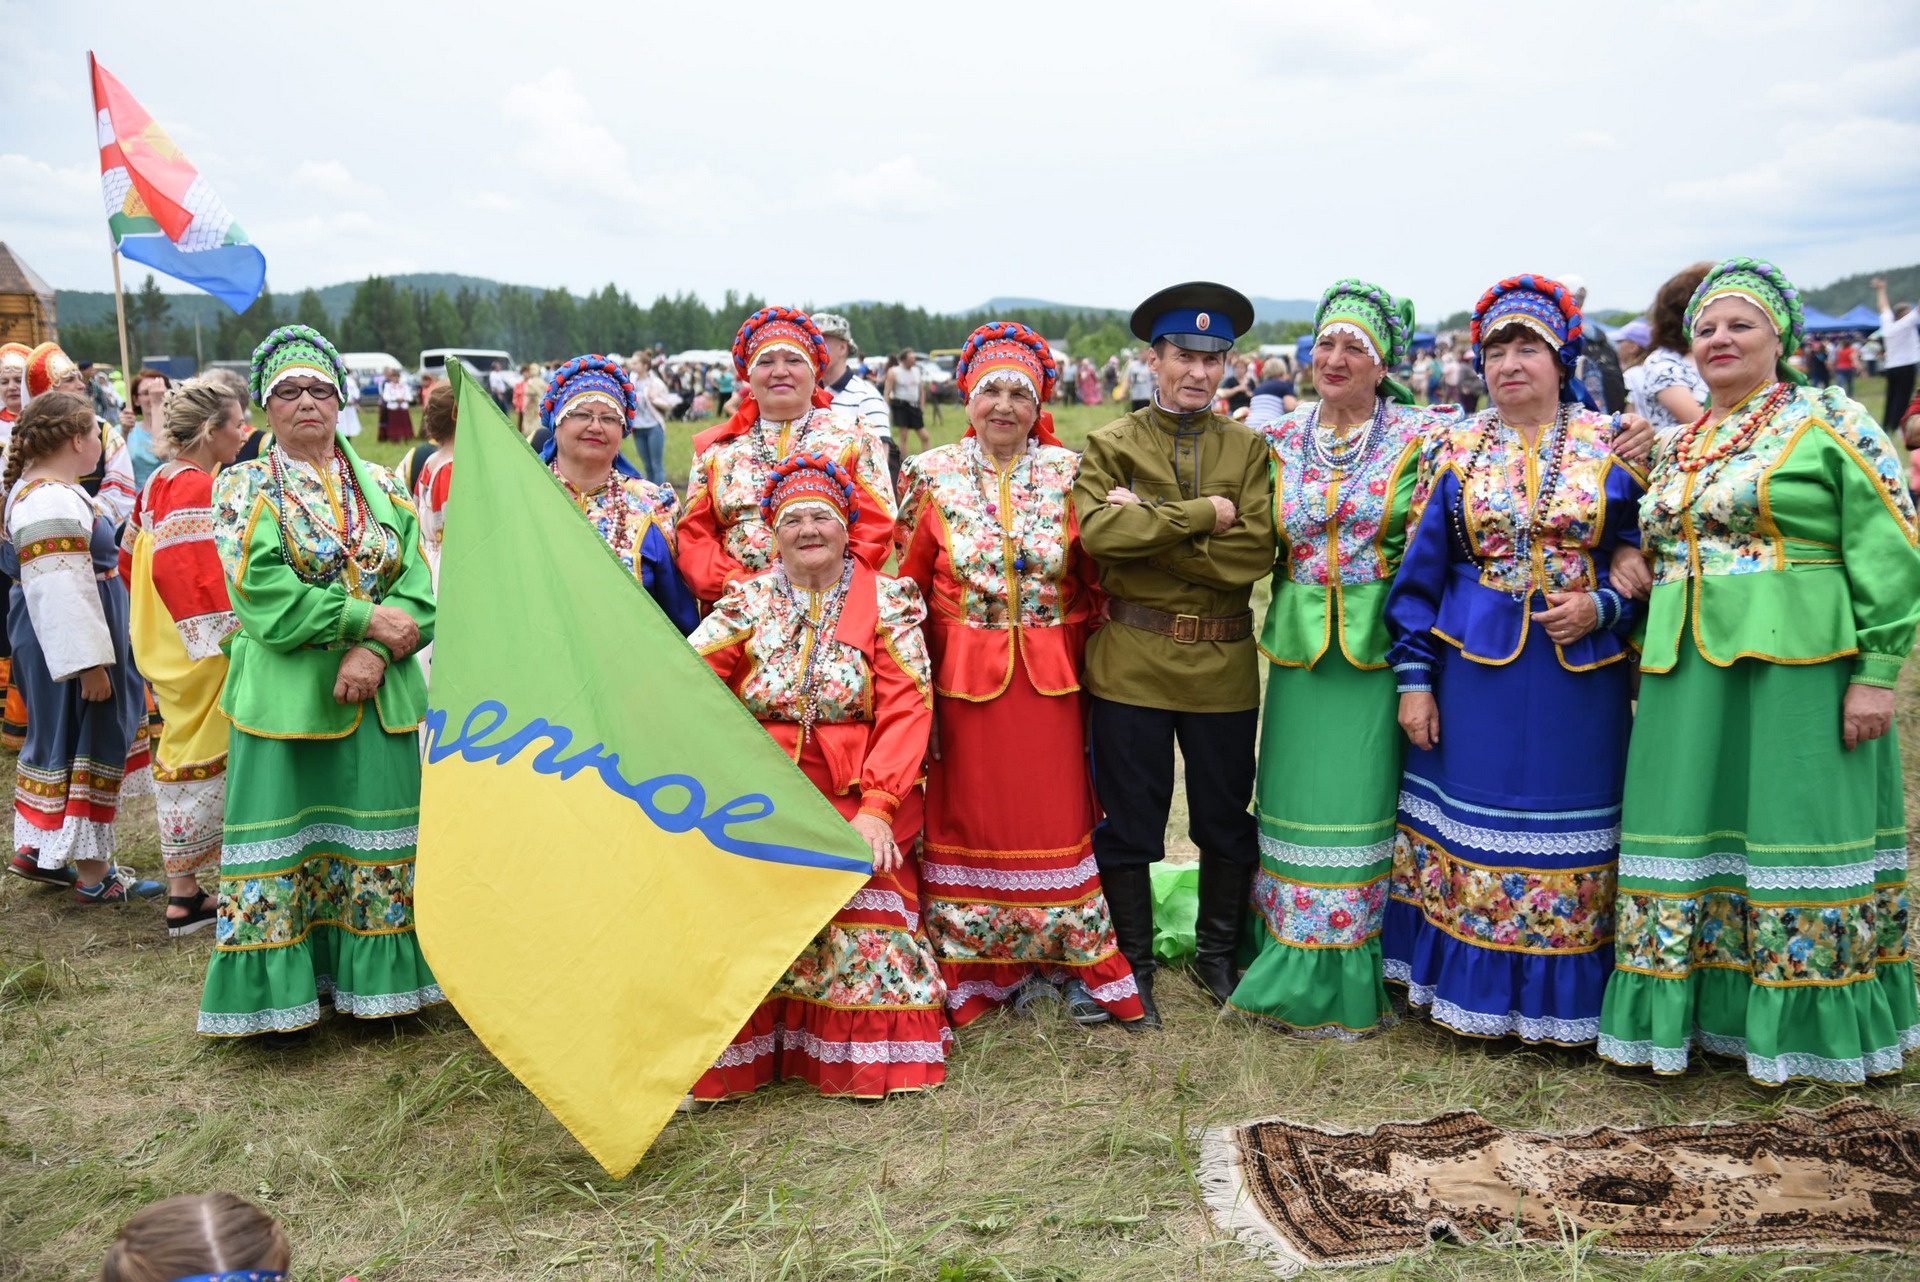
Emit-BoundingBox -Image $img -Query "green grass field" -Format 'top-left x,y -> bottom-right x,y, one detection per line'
2,379 -> 1915,1281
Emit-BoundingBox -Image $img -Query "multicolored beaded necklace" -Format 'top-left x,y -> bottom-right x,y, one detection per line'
268,446 -> 386,587
1303,396 -> 1388,477
780,554 -> 854,746
750,409 -> 818,472
967,435 -> 1036,576
552,463 -> 630,564
1672,381 -> 1790,487
1448,403 -> 1571,603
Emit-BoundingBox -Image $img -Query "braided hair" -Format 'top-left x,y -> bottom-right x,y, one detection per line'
3,391 -> 96,525
99,1191 -> 290,1282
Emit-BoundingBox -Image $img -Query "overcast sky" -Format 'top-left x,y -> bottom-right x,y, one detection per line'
5,0 -> 1918,319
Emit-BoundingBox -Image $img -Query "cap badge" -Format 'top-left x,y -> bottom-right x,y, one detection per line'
1195,312 -> 1211,331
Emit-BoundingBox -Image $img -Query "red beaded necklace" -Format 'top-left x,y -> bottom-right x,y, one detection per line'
1673,382 -> 1792,474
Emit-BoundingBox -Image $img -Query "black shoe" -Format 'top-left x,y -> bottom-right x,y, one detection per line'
259,1028 -> 311,1050
1193,859 -> 1257,1006
1101,865 -> 1161,1029
1062,978 -> 1112,1025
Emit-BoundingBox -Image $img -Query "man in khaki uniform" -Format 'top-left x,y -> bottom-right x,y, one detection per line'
1073,282 -> 1275,1026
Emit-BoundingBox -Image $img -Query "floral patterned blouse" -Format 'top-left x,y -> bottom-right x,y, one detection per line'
1386,407 -> 1646,685
690,564 -> 932,822
678,407 -> 896,602
895,438 -> 1100,699
1637,384 -> 1920,685
212,443 -> 435,739
1256,402 -> 1457,669
552,469 -> 698,634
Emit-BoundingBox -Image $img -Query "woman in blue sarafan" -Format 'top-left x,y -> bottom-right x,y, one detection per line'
537,355 -> 699,634
1382,274 -> 1652,1046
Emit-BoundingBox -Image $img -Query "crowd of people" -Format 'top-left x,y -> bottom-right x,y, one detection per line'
2,254 -> 1918,1119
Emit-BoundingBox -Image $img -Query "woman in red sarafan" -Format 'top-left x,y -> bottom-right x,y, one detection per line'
687,452 -> 949,1100
895,323 -> 1143,1029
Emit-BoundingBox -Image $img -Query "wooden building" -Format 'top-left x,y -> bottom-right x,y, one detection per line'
0,243 -> 57,347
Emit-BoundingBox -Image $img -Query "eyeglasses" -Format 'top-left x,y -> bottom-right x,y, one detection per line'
561,411 -> 627,431
270,383 -> 341,403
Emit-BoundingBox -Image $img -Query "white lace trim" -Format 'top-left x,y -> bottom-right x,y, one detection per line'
1618,848 -> 1909,888
1397,977 -> 1599,1044
947,978 -> 1023,1008
176,610 -> 239,661
14,812 -> 114,867
1258,833 -> 1394,868
843,888 -> 918,930
195,977 -> 445,1036
1598,1025 -> 1920,1085
222,822 -> 418,867
1085,974 -> 1139,1003
920,853 -> 1099,893
1398,791 -> 1619,858
710,1022 -> 952,1070
198,1000 -> 320,1036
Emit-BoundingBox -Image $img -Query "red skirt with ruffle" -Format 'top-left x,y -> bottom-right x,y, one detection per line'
691,730 -> 950,1100
920,662 -> 1142,1027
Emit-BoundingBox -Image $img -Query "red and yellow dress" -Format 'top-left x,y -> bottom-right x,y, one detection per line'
688,563 -> 950,1098
120,461 -> 236,877
678,403 -> 895,604
896,438 -> 1143,1024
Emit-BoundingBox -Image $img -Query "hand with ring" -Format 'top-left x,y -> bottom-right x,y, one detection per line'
850,812 -> 902,873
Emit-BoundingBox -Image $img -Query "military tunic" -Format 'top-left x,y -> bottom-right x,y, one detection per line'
1073,401 -> 1276,712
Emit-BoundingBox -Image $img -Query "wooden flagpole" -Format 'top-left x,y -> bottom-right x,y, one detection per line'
110,246 -> 134,397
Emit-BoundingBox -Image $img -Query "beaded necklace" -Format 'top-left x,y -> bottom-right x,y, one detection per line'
1446,403 -> 1571,603
553,463 -> 631,566
1671,381 -> 1790,490
779,554 -> 855,746
749,409 -> 817,472
967,435 -> 1036,577
1303,396 -> 1388,479
268,446 -> 386,588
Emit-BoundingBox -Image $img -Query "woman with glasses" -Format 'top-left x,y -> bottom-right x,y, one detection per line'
198,326 -> 441,1043
539,355 -> 697,632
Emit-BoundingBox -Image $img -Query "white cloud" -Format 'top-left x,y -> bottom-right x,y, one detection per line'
820,157 -> 948,218
287,160 -> 384,207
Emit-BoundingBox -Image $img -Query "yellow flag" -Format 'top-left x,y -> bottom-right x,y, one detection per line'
415,366 -> 873,1177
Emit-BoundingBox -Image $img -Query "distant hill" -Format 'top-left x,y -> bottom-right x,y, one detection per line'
1804,264 -> 1920,314
968,295 -> 1318,324
55,272 -> 523,328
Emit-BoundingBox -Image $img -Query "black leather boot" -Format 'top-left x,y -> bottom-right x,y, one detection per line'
1193,858 -> 1256,1006
1100,865 -> 1160,1028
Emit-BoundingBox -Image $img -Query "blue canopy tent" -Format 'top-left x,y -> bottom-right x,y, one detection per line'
1411,332 -> 1437,351
1296,334 -> 1313,365
1803,305 -> 1880,335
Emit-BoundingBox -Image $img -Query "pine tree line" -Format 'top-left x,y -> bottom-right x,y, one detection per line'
56,274 -> 1311,371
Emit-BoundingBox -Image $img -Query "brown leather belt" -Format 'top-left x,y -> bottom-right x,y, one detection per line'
1108,598 -> 1253,644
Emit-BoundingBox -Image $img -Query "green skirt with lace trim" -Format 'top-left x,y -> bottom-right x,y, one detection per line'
1597,644 -> 1918,1084
197,717 -> 443,1036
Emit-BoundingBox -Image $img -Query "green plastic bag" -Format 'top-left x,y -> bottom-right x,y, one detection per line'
1150,862 -> 1199,963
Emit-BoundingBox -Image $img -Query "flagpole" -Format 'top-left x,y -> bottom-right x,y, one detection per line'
110,246 -> 134,389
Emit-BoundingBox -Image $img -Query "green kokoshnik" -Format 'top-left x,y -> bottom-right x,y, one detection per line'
1314,279 -> 1418,406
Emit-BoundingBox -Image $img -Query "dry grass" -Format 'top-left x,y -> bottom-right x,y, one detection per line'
3,389 -> 1916,1280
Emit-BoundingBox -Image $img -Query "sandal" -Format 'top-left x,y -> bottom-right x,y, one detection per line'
166,891 -> 218,938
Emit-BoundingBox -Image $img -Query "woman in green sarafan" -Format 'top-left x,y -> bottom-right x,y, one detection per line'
1599,257 -> 1920,1085
1227,281 -> 1457,1037
198,325 -> 440,1040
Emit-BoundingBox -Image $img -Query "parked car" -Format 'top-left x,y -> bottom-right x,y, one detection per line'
340,351 -> 410,407
419,347 -> 514,383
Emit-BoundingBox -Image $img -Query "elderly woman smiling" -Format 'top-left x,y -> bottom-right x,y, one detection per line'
198,326 -> 440,1042
1384,276 -> 1652,1050
678,307 -> 896,606
687,453 -> 948,1101
539,354 -> 697,633
1601,257 -> 1920,1086
896,323 -> 1143,1030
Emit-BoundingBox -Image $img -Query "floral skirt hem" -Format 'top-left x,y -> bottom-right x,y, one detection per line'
690,999 -> 950,1099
